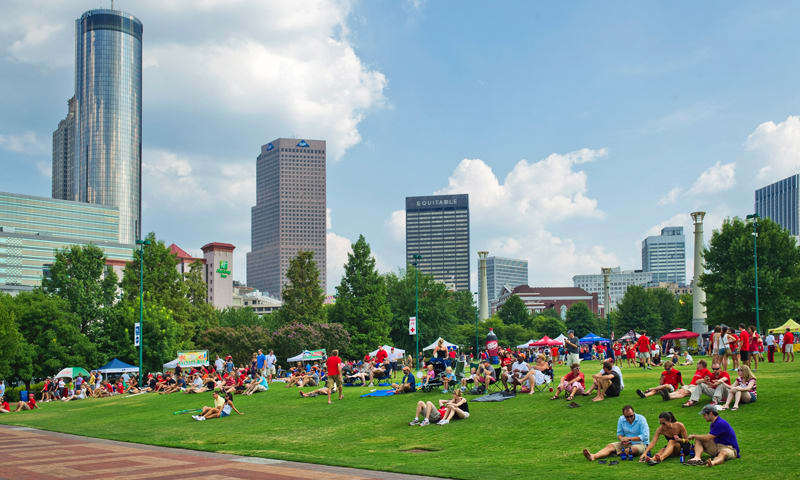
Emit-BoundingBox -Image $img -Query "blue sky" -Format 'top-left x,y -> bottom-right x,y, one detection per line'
2,1 -> 800,293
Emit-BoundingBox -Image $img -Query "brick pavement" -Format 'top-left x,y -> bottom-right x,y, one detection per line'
0,425 -> 446,480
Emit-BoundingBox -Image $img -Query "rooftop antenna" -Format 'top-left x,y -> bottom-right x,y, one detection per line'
111,0 -> 114,10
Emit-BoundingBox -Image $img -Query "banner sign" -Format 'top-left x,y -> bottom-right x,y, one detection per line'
134,322 -> 140,347
409,316 -> 416,335
177,350 -> 209,367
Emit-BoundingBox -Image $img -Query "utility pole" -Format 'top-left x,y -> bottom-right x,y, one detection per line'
746,213 -> 761,333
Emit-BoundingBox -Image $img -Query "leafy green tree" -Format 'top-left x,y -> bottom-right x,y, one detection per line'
42,244 -> 118,335
0,295 -> 32,382
702,217 -> 800,331
270,322 -> 351,362
649,288 -> 679,335
498,295 -> 532,328
531,315 -> 567,338
329,235 -> 392,356
196,326 -> 272,365
217,307 -> 262,328
675,294 -> 693,330
614,285 -> 661,336
278,251 -> 325,325
565,302 -> 596,337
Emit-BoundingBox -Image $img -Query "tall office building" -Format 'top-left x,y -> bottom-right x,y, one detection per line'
247,139 -> 327,298
405,194 -> 470,291
54,9 -> 142,245
482,256 -> 528,303
52,97 -> 76,201
755,174 -> 799,236
642,226 -> 686,285
573,267 -> 652,310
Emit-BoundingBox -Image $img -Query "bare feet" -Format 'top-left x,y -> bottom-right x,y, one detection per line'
582,448 -> 593,461
592,396 -> 604,402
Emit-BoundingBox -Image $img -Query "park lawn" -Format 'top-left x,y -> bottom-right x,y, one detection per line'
1,358 -> 797,479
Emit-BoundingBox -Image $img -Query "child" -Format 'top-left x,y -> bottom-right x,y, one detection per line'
421,364 -> 436,388
442,366 -> 456,393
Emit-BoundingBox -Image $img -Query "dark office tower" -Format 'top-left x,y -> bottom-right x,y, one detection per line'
247,139 -> 327,299
74,9 -> 143,244
755,174 -> 800,236
52,97 -> 76,201
405,194 -> 470,291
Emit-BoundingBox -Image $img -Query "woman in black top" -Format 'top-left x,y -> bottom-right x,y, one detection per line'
434,339 -> 448,359
438,388 -> 469,425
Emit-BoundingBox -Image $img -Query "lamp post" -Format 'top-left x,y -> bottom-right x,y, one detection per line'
473,292 -> 479,359
135,238 -> 151,387
412,254 -> 422,370
745,214 -> 761,334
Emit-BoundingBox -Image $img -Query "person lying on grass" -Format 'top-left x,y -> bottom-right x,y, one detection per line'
719,365 -> 757,411
242,372 -> 269,396
663,360 -> 712,401
551,363 -> 585,400
13,396 -> 38,412
299,386 -> 333,397
582,405 -> 650,462
639,411 -> 688,464
437,388 -> 469,425
391,366 -> 417,394
409,389 -> 466,426
683,362 -> 729,407
636,361 -> 683,400
193,392 -> 242,421
685,405 -> 740,467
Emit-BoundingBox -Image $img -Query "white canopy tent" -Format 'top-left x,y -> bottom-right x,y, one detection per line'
553,334 -> 567,344
163,358 -> 179,369
369,345 -> 406,358
422,337 -> 458,351
517,339 -> 538,348
286,349 -> 326,363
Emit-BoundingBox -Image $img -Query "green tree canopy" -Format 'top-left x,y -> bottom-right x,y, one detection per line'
531,314 -> 567,339
614,285 -> 662,336
278,251 -> 325,325
565,302 -> 596,338
0,295 -> 32,383
498,295 -> 532,328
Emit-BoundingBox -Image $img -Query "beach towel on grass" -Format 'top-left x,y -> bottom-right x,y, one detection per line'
472,392 -> 514,402
360,389 -> 395,397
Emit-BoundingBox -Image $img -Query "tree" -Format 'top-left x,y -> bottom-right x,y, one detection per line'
675,294 -> 693,331
565,302 -> 596,337
196,326 -> 272,366
42,244 -> 118,336
498,295 -> 532,328
531,315 -> 567,338
702,217 -> 800,331
0,295 -> 32,383
270,322 -> 351,361
278,251 -> 325,325
217,307 -> 262,328
329,235 -> 392,356
614,286 -> 661,336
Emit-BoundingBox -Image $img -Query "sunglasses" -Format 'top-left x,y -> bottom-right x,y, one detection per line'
624,414 -> 635,419
713,368 -> 720,371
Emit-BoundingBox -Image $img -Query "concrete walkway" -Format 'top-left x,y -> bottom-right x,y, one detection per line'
0,425 -> 447,480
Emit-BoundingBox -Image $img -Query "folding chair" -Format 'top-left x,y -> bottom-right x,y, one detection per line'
533,367 -> 554,393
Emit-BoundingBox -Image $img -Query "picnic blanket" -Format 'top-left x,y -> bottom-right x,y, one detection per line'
360,389 -> 395,397
472,392 -> 515,402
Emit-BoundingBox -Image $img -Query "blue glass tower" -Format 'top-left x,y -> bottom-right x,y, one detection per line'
755,174 -> 800,236
642,226 -> 686,285
74,9 -> 142,245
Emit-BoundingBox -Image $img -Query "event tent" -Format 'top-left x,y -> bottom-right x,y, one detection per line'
517,339 -> 538,348
553,334 -> 567,344
369,345 -> 406,357
97,358 -> 139,374
769,319 -> 800,334
287,349 -> 327,362
422,337 -> 458,351
661,328 -> 700,341
579,332 -> 610,344
531,336 -> 562,347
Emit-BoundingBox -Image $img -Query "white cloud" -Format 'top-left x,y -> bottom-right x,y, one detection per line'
326,231 -> 352,292
657,187 -> 682,206
385,209 -> 405,242
745,115 -> 800,184
0,131 -> 47,154
687,161 -> 736,196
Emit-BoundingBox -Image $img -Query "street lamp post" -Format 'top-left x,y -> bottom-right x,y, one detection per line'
746,214 -> 761,333
135,239 -> 151,387
473,292 -> 479,359
412,254 -> 422,370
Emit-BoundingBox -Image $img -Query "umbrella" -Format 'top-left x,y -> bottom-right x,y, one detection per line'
54,367 -> 90,379
660,328 -> 700,341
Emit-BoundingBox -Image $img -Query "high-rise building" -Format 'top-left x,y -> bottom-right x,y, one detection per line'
247,139 -> 327,298
405,194 -> 470,291
572,267 -> 652,310
52,97 -> 76,201
482,256 -> 528,303
642,226 -> 686,285
66,9 -> 143,245
755,173 -> 799,236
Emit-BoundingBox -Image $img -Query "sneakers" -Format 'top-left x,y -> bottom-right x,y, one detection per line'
659,389 -> 670,401
437,419 -> 449,425
419,418 -> 430,426
462,412 -> 470,418
193,415 -> 206,421
409,418 -> 420,426
636,389 -> 645,399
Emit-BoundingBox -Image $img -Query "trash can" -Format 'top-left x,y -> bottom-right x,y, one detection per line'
19,390 -> 28,402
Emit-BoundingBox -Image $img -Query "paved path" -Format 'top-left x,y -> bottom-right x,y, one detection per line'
0,425 -> 446,480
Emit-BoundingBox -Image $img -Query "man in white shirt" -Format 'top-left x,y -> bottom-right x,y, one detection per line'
214,355 -> 224,374
680,351 -> 694,366
265,350 -> 277,383
501,354 -> 530,394
765,333 -> 776,363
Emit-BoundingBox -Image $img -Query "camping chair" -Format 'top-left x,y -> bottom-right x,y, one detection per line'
533,365 -> 555,393
420,361 -> 446,392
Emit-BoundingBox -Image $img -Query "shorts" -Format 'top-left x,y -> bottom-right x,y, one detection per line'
718,348 -> 728,356
430,409 -> 443,422
749,393 -> 757,403
606,385 -> 621,397
567,353 -> 580,365
704,442 -> 736,459
327,374 -> 343,391
612,442 -> 644,455
740,351 -> 750,361
559,380 -> 584,394
784,344 -> 794,353
476,376 -> 496,384
662,384 -> 675,393
255,384 -> 268,392
638,352 -> 650,360
268,365 -> 276,375
220,410 -> 230,418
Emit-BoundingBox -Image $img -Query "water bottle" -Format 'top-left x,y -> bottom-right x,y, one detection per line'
628,447 -> 634,460
680,450 -> 685,463
620,448 -> 627,461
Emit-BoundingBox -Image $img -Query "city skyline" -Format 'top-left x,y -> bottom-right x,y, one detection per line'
3,2 -> 800,293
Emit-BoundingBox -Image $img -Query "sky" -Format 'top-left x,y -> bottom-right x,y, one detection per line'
2,0 -> 800,294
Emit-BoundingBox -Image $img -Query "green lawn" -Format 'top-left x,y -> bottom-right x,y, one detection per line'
1,358 -> 797,479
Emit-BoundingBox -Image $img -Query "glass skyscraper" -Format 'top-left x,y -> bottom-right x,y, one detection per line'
641,226 -> 686,285
405,194 -> 470,291
483,256 -> 528,303
56,9 -> 142,245
755,174 -> 800,236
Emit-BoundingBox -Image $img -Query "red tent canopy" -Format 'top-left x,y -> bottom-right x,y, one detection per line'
531,336 -> 563,347
660,328 -> 700,341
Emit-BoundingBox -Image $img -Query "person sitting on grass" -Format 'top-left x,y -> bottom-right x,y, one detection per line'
589,362 -> 622,402
551,363 -> 585,401
13,395 -> 38,412
663,360 -> 712,401
585,358 -> 624,397
62,385 -> 88,402
686,405 -> 740,466
582,405 -> 650,462
409,390 -> 465,426
194,391 -> 225,420
639,411 -> 689,464
437,388 -> 469,425
193,392 -> 242,421
391,366 -> 417,394
243,372 -> 269,396
501,353 -> 529,394
298,366 -> 321,388
636,361 -> 683,400
346,362 -> 371,386
441,366 -> 456,393
719,365 -> 757,411
680,351 -> 694,366
683,362 -> 730,407
182,374 -> 207,394
159,375 -> 186,395
0,396 -> 10,413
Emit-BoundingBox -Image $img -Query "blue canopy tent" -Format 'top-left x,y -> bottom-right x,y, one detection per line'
578,332 -> 610,344
96,358 -> 139,374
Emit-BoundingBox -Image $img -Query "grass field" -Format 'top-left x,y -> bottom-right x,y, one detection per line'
1,357 -> 797,479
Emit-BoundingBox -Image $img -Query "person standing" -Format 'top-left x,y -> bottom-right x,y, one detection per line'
765,332 -> 776,363
214,355 -> 224,374
265,350 -> 277,383
738,324 -> 751,368
565,330 -> 580,366
636,330 -> 652,369
325,349 -> 344,404
782,328 -> 795,362
256,349 -> 266,377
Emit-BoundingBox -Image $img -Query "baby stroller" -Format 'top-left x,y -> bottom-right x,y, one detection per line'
420,359 -> 447,392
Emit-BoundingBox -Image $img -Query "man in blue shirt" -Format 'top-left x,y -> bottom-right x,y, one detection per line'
256,349 -> 266,376
392,366 -> 416,394
687,405 -> 740,466
583,405 -> 650,461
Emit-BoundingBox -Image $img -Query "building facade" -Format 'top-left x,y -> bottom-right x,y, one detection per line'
247,138 -> 327,299
482,256 -> 528,303
493,285 -> 600,319
0,192 -> 133,292
240,291 -> 282,316
572,267 -> 652,310
405,194 -> 470,291
202,242 -> 235,310
52,97 -> 76,201
68,9 -> 143,245
642,226 -> 686,285
755,173 -> 799,236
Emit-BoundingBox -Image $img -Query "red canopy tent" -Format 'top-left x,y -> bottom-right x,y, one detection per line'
531,336 -> 563,347
660,328 -> 700,341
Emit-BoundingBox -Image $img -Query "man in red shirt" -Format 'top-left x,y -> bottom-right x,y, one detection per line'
738,324 -> 751,367
663,360 -> 711,401
635,360 -> 683,400
636,331 -> 652,369
0,397 -> 10,413
684,362 -> 731,407
375,346 -> 388,365
14,396 -> 38,412
783,328 -> 795,362
325,349 -> 344,404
